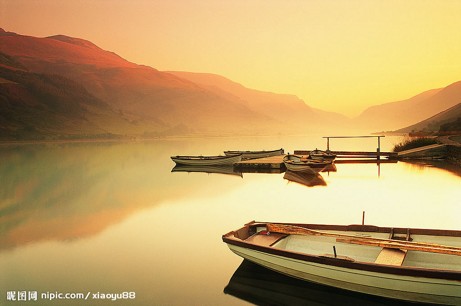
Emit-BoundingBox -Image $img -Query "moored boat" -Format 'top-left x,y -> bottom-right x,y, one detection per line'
170,154 -> 242,166
309,149 -> 337,160
222,221 -> 461,305
224,148 -> 284,160
224,260 -> 413,306
283,154 -> 330,173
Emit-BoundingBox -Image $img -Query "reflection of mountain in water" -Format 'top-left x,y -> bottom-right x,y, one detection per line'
1,142 -> 236,252
283,170 -> 327,187
224,260 -> 436,306
171,165 -> 243,177
0,142 -> 172,251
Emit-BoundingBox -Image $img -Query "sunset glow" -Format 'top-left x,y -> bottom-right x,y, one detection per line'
2,0 -> 461,116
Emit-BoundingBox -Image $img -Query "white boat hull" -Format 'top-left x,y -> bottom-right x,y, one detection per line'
224,149 -> 284,159
228,244 -> 461,305
171,154 -> 241,166
283,154 -> 329,173
310,149 -> 337,160
223,222 -> 461,305
284,162 -> 324,173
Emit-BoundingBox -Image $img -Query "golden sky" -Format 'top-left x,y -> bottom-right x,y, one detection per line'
2,0 -> 461,116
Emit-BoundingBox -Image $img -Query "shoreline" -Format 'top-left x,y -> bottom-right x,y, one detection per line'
0,133 -> 322,146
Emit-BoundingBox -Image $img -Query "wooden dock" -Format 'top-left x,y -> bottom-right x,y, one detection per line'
234,155 -> 285,170
234,151 -> 398,171
234,135 -> 401,170
294,150 -> 398,159
334,159 -> 397,164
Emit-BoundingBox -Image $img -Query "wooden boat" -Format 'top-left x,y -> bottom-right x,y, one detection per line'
224,148 -> 284,160
222,221 -> 461,305
283,154 -> 330,173
224,260 -> 414,306
170,154 -> 241,166
309,149 -> 337,161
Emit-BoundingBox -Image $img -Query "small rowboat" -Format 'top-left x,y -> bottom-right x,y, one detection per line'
170,154 -> 242,166
310,149 -> 337,161
283,154 -> 330,173
224,148 -> 284,160
225,260 -> 407,305
222,221 -> 461,305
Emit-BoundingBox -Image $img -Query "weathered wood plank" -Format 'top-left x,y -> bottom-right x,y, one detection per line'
245,232 -> 287,247
375,248 -> 407,266
267,223 -> 461,256
234,155 -> 285,169
337,237 -> 461,256
293,150 -> 398,158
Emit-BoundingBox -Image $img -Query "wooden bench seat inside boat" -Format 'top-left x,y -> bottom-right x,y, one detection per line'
245,232 -> 287,247
375,248 -> 407,266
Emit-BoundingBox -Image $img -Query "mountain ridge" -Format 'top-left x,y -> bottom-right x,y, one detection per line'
0,30 -> 303,139
0,28 -> 460,140
356,81 -> 461,132
397,103 -> 461,134
167,71 -> 349,130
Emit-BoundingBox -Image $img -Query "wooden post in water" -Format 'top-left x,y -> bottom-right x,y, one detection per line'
377,136 -> 381,160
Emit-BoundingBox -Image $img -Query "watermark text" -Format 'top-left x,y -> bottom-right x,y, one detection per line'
5,290 -> 136,302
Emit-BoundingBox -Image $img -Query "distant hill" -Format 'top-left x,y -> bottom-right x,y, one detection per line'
355,81 -> 461,132
440,117 -> 461,133
354,89 -> 440,131
1,28 -> 459,140
168,71 -> 349,131
396,103 -> 461,134
0,65 -> 130,140
0,29 -> 297,140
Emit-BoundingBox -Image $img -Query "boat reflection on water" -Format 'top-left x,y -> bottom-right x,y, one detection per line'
224,260 -> 436,306
322,162 -> 337,173
171,165 -> 243,177
283,170 -> 327,187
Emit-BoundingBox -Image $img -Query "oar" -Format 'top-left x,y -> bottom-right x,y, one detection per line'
336,237 -> 461,256
266,223 -> 461,256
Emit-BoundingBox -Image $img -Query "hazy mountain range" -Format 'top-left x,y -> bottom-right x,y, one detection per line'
354,82 -> 461,133
0,28 -> 459,140
397,102 -> 461,134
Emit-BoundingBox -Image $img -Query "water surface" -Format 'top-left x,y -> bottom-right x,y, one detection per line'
1,135 -> 460,305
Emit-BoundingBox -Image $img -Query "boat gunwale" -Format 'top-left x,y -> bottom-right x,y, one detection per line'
171,154 -> 242,160
284,160 -> 329,168
310,149 -> 337,159
283,155 -> 331,167
222,222 -> 461,281
224,148 -> 283,154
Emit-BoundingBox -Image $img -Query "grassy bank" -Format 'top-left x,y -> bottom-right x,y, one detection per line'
393,137 -> 438,152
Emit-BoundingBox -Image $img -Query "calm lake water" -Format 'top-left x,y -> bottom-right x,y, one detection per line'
1,135 -> 460,305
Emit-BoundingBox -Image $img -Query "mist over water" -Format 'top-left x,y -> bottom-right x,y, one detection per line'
1,135 -> 460,305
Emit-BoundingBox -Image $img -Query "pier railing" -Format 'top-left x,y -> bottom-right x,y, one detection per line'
323,135 -> 384,151
294,135 -> 397,159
